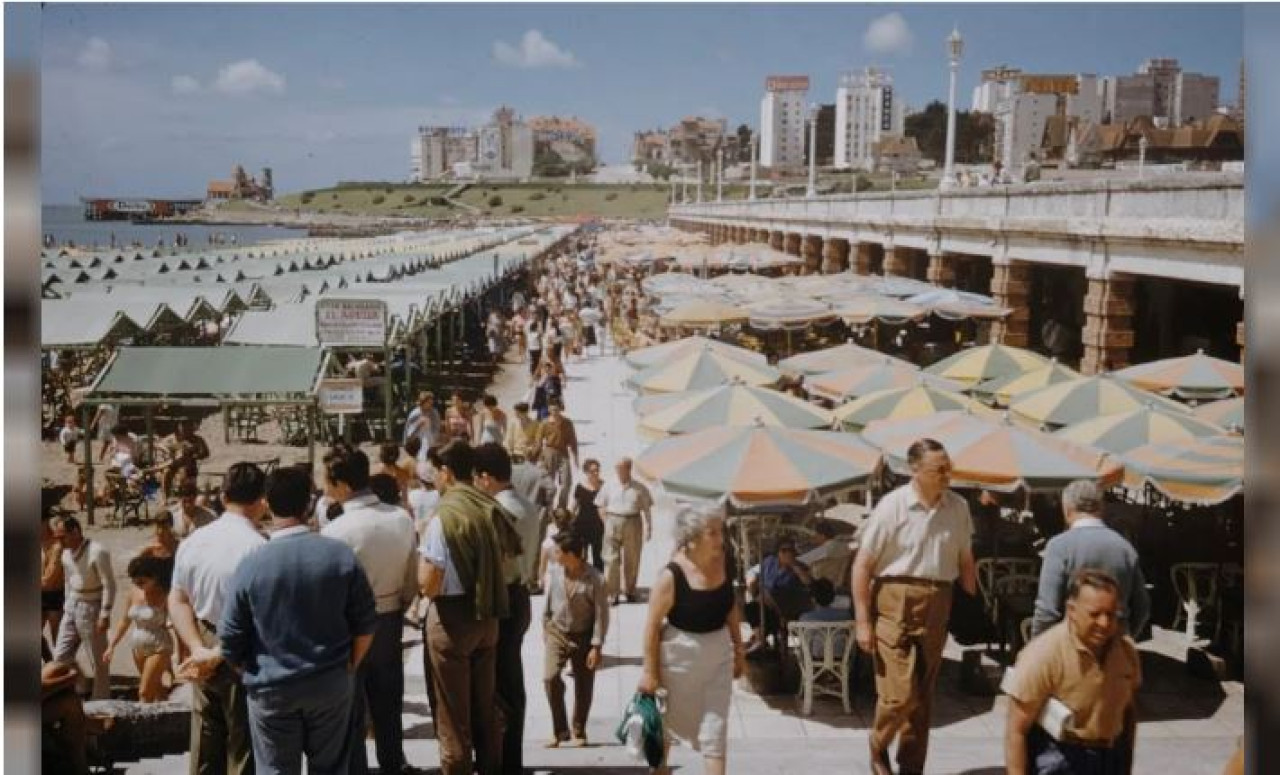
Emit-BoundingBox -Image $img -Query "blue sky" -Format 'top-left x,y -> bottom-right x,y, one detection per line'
37,3 -> 1242,203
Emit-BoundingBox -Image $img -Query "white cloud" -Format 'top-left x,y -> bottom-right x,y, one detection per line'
171,75 -> 201,95
77,37 -> 112,71
492,30 -> 580,69
863,12 -> 914,56
213,59 -> 286,96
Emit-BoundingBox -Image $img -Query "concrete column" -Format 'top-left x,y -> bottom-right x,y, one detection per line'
989,261 -> 1032,348
853,242 -> 874,275
757,229 -> 770,244
801,235 -> 823,274
770,230 -> 785,251
927,252 -> 957,287
883,246 -> 909,277
822,237 -> 850,274
1080,274 -> 1136,374
735,227 -> 748,244
784,232 -> 803,257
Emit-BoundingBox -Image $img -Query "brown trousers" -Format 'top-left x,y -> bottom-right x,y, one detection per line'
543,626 -> 596,740
427,597 -> 501,775
870,579 -> 953,774
602,514 -> 644,598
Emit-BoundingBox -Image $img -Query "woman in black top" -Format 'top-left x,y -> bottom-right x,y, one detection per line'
639,506 -> 744,775
572,459 -> 606,571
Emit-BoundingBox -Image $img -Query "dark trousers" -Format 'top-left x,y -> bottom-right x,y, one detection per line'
496,584 -> 532,774
427,597 -> 501,775
353,611 -> 406,774
191,660 -> 256,775
1029,727 -> 1130,775
246,667 -> 355,775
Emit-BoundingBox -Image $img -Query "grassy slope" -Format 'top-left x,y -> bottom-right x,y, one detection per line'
276,183 -> 675,220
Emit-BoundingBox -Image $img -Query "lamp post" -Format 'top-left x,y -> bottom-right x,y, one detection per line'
749,133 -> 759,200
806,103 -> 819,198
717,145 -> 724,202
696,159 -> 703,203
681,168 -> 689,202
941,26 -> 964,188
1138,135 -> 1149,179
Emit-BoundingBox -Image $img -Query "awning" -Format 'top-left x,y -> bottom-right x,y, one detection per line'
89,346 -> 327,400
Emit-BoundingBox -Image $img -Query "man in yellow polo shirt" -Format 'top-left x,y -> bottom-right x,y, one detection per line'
1005,567 -> 1141,774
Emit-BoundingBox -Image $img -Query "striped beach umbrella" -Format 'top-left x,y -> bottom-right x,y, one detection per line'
1010,374 -> 1189,430
659,300 -> 748,328
925,344 -> 1051,388
1113,349 -> 1244,401
1054,406 -> 1226,455
623,335 -> 766,370
1122,434 -> 1243,505
636,384 -> 833,440
831,295 -> 928,326
971,360 -> 1081,406
746,297 -> 837,331
778,341 -> 910,376
626,346 -> 782,394
810,360 -> 959,403
835,383 -> 997,432
862,410 -> 1124,493
635,424 -> 882,507
1194,396 -> 1244,433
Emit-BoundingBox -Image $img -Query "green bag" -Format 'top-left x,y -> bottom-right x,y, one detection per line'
615,691 -> 665,767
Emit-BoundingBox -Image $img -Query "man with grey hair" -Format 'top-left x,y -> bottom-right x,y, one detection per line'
595,456 -> 653,605
1031,480 -> 1150,638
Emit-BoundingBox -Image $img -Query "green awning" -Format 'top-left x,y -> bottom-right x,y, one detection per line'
90,346 -> 327,399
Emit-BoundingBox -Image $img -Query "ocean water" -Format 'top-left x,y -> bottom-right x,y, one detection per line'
41,204 -> 307,250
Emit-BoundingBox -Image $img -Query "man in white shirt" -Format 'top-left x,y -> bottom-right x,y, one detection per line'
320,448 -> 418,775
594,458 -> 654,605
169,462 -> 269,775
51,515 -> 115,699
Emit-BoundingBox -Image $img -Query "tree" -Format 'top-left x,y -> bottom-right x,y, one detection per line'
905,100 -> 996,165
736,124 -> 754,163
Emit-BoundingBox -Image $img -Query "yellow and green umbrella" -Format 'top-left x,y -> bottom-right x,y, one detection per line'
624,335 -> 765,370
659,299 -> 748,328
1054,405 -> 1225,455
1113,349 -> 1244,401
778,341 -> 910,376
1122,434 -> 1243,505
862,410 -> 1124,493
626,346 -> 782,394
1194,396 -> 1244,433
835,383 -> 997,432
924,343 -> 1050,388
971,359 -> 1081,406
636,424 -> 882,507
1010,373 -> 1189,430
636,383 -> 833,440
809,359 -> 959,403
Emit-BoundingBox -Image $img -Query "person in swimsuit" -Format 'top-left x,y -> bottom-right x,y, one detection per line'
103,554 -> 174,702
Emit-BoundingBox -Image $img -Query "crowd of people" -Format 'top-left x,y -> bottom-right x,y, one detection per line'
39,235 -> 1207,775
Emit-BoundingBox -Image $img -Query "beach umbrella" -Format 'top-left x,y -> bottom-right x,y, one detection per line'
709,272 -> 774,295
642,272 -> 711,297
1121,434 -> 1243,506
636,383 -> 834,440
834,383 -> 997,432
925,344 -> 1050,388
745,297 -> 836,331
809,359 -> 958,403
779,340 -> 910,376
1055,405 -> 1226,455
659,300 -> 748,328
635,424 -> 882,507
626,346 -> 782,394
1194,396 -> 1244,433
906,288 -> 1012,321
831,295 -> 927,326
971,359 -> 1081,406
1009,373 -> 1189,430
1112,349 -> 1244,401
871,275 -> 938,298
862,410 -> 1124,493
623,335 -> 765,370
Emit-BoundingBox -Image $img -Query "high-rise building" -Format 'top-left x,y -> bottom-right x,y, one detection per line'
1102,58 -> 1220,127
972,66 -> 1022,113
834,68 -> 904,171
759,75 -> 809,170
993,73 -> 1102,173
410,106 -> 534,181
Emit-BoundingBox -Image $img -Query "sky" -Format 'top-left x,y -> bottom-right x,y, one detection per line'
34,3 -> 1244,203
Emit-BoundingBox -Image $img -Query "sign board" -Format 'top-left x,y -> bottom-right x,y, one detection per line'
315,298 -> 387,347
112,200 -> 152,213
766,75 -> 811,92
1019,75 -> 1079,95
318,378 -> 363,415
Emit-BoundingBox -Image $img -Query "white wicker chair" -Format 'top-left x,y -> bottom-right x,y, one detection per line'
787,620 -> 858,716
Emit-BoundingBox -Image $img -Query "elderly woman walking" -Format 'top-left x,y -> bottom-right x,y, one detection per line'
638,506 -> 745,775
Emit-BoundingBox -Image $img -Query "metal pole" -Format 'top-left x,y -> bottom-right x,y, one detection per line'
383,344 -> 393,442
942,27 -> 964,188
696,160 -> 703,203
82,401 -> 94,526
749,135 -> 758,201
807,106 -> 818,198
717,146 -> 724,202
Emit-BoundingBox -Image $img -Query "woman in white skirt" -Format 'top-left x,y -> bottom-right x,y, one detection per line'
638,506 -> 745,774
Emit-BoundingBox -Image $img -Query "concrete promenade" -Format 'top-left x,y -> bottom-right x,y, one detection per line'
129,337 -> 1242,774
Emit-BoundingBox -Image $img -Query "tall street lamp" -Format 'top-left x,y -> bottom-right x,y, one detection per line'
749,133 -> 759,200
696,159 -> 704,203
806,103 -> 819,198
941,26 -> 964,189
717,145 -> 724,202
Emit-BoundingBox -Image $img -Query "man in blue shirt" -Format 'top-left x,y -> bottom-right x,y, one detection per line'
220,466 -> 378,775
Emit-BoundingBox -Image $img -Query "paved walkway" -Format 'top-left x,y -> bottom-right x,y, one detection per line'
127,338 -> 1243,774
